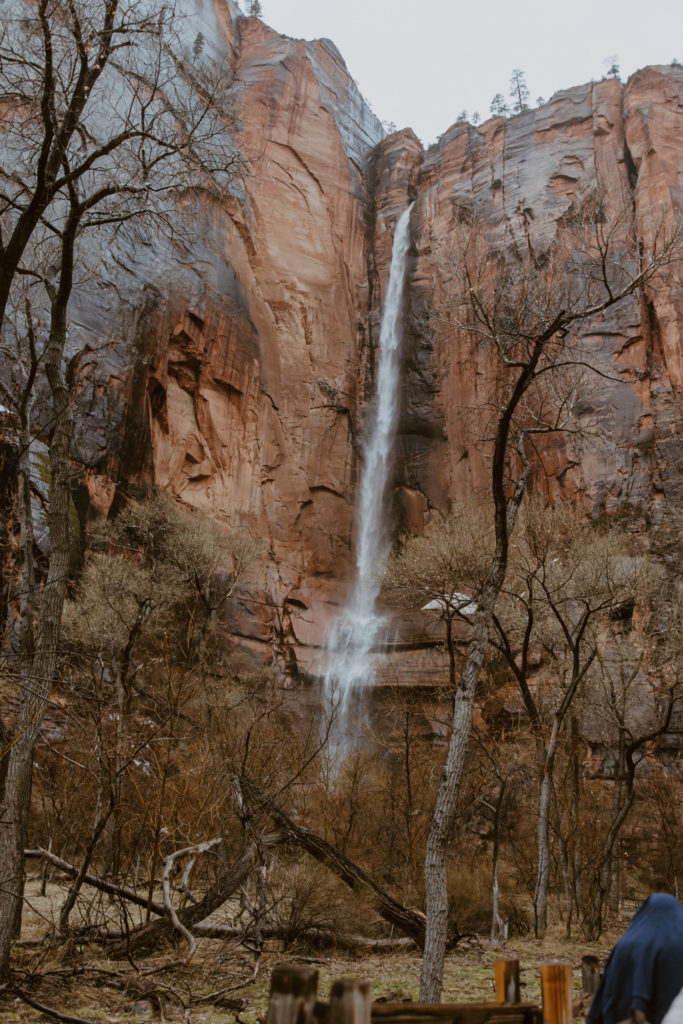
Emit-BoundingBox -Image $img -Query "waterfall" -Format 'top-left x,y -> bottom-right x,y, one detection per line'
324,204 -> 413,736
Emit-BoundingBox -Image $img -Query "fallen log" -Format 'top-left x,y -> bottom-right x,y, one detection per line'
27,811 -> 427,955
24,848 -> 166,916
92,921 -> 415,953
238,776 -> 429,948
192,922 -> 416,952
107,832 -> 282,957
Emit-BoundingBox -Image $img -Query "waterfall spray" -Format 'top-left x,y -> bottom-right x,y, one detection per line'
324,204 -> 413,738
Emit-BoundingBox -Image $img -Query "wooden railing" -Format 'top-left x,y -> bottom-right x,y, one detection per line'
265,958 -> 599,1024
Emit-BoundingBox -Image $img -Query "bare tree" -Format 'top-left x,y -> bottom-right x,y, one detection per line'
575,579 -> 681,938
55,496 -> 261,907
468,723 -> 530,940
0,0 -> 241,974
0,0 -> 239,334
418,195 -> 680,1002
490,499 -> 655,936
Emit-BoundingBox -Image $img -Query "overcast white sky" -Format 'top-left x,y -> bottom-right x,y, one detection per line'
256,0 -> 681,144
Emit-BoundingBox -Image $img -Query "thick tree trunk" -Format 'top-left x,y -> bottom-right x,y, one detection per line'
534,766 -> 552,937
534,714 -> 561,938
420,625 -> 488,1002
445,616 -> 456,690
0,495 -> 72,972
16,429 -> 36,660
0,231 -> 76,975
420,452 -> 530,998
0,745 -> 34,960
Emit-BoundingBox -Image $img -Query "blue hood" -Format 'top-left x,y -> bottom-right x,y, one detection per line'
587,895 -> 683,1024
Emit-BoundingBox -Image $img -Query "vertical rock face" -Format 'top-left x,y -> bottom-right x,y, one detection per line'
61,5 -> 681,669
205,17 -> 385,627
72,4 -> 386,644
380,70 -> 683,529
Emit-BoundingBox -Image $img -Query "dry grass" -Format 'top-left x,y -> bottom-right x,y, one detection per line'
0,878 -> 625,1024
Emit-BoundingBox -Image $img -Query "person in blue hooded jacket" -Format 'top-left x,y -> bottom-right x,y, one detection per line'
587,894 -> 683,1024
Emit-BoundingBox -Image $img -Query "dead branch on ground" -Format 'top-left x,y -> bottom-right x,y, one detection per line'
24,848 -> 166,916
11,988 -> 99,1024
237,775 -> 433,948
161,837 -> 223,961
106,832 -> 282,957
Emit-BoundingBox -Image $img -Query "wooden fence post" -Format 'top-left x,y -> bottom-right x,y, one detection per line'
541,963 -> 573,1024
266,964 -> 319,1024
581,955 -> 600,995
329,979 -> 371,1024
495,960 -> 521,1004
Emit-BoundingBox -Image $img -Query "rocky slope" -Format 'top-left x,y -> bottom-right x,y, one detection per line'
48,1 -> 682,678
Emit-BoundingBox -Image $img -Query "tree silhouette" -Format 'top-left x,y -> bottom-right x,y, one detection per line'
604,54 -> 620,78
509,69 -> 530,113
490,93 -> 508,117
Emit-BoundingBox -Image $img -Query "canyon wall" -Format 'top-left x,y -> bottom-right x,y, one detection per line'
58,1 -> 681,677
378,72 -> 683,530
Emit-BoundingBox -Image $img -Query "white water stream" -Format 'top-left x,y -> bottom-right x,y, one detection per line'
323,204 -> 413,734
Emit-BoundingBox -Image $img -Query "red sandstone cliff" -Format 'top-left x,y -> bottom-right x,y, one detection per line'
71,3 -> 385,668
377,71 -> 683,532
59,2 -> 681,675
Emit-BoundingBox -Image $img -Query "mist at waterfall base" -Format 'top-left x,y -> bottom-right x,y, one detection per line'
323,205 -> 413,751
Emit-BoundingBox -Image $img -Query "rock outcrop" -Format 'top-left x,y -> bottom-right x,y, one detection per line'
51,1 -> 681,677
